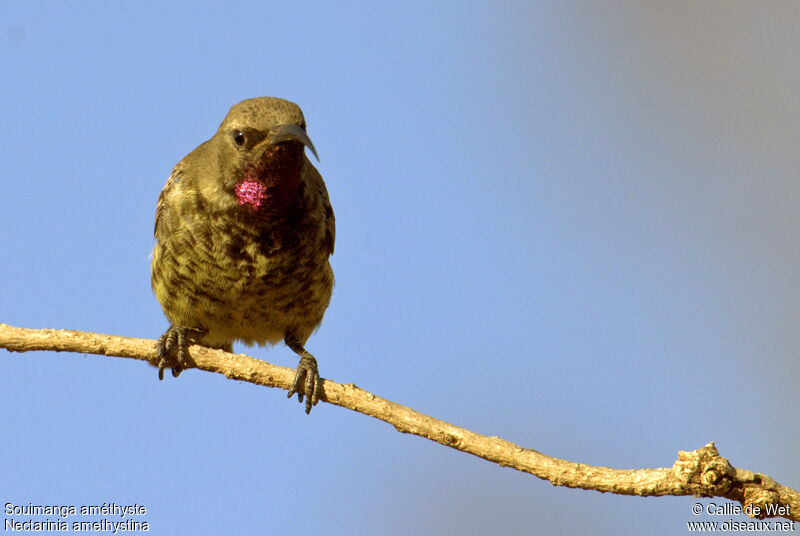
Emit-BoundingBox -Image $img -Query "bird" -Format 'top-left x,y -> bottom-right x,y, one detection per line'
150,97 -> 335,414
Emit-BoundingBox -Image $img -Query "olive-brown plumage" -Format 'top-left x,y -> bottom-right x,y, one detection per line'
151,97 -> 334,413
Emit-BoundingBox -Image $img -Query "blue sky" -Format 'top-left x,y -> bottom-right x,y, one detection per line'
2,2 -> 798,534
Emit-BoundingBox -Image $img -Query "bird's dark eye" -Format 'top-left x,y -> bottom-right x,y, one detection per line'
232,130 -> 245,146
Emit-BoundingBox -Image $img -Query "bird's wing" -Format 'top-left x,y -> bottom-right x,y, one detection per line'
320,178 -> 335,256
305,162 -> 336,256
154,162 -> 185,239
324,192 -> 335,256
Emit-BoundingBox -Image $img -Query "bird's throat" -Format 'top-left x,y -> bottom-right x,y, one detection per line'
235,177 -> 270,210
235,144 -> 304,216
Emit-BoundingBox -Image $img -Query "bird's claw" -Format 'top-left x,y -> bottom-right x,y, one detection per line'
288,353 -> 322,414
156,325 -> 204,379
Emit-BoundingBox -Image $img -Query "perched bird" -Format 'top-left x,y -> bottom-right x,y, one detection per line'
151,97 -> 335,413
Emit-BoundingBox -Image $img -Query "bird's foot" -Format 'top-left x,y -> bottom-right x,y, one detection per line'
155,325 -> 205,380
287,352 -> 323,414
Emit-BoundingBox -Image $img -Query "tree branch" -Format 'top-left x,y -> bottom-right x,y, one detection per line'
1,322 -> 797,522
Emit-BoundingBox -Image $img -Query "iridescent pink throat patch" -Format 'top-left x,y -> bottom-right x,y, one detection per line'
234,180 -> 269,209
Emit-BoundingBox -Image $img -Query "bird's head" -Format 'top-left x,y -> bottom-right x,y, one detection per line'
216,97 -> 318,216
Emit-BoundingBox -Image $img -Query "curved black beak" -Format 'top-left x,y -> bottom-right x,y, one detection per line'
268,124 -> 319,161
